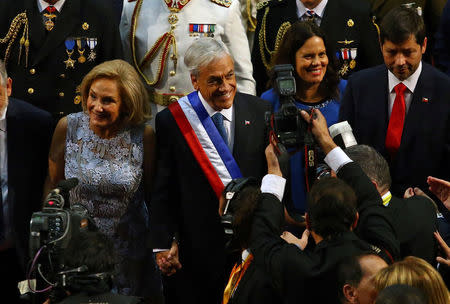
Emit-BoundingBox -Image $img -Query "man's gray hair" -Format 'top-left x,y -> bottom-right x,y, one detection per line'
184,38 -> 231,76
0,60 -> 7,87
345,144 -> 392,192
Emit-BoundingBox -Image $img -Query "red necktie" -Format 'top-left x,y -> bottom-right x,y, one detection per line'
45,5 -> 57,13
385,83 -> 407,157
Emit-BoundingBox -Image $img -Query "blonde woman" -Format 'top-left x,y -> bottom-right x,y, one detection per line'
374,256 -> 450,304
46,59 -> 161,302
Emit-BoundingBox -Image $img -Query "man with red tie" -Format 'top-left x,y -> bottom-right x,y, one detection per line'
339,6 -> 450,207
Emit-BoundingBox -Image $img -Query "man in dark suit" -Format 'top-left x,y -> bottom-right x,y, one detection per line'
345,144 -> 438,266
0,60 -> 53,302
0,0 -> 123,121
252,0 -> 382,95
339,6 -> 450,208
245,108 -> 398,304
150,38 -> 270,304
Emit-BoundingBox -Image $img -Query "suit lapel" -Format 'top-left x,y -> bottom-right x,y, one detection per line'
232,94 -> 254,164
399,63 -> 431,154
6,102 -> 24,189
32,0 -> 81,65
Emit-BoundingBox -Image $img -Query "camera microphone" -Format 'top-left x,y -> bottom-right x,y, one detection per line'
54,178 -> 79,194
328,121 -> 357,149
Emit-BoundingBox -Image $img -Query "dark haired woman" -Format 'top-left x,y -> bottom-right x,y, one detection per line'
262,21 -> 347,221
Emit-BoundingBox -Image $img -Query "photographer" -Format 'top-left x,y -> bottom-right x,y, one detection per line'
49,230 -> 144,304
246,108 -> 398,303
261,21 -> 346,226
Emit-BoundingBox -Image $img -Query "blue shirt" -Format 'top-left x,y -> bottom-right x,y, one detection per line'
261,80 -> 346,214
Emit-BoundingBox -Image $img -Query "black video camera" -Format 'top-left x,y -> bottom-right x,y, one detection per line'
29,178 -> 92,259
265,64 -> 311,150
27,178 -> 96,298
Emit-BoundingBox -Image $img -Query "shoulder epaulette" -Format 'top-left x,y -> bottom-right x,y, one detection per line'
211,0 -> 232,7
256,0 -> 270,10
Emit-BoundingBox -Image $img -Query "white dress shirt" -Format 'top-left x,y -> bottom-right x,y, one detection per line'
198,91 -> 235,151
387,61 -> 422,117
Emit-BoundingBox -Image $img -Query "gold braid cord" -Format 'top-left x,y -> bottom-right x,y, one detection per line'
130,0 -> 178,86
0,11 -> 29,67
258,6 -> 290,71
246,0 -> 257,32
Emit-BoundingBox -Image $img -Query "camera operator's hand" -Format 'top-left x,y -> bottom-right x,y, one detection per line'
156,240 -> 182,276
265,143 -> 282,177
300,109 -> 337,155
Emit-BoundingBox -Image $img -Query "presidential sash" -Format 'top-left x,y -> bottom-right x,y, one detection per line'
168,91 -> 242,198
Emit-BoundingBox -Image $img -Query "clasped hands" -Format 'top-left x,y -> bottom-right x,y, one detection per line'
155,240 -> 182,276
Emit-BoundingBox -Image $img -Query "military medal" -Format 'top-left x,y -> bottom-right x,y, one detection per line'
189,24 -> 215,37
86,38 -> 97,62
82,22 -> 89,30
76,38 -> 87,63
347,19 -> 354,27
64,39 -> 76,69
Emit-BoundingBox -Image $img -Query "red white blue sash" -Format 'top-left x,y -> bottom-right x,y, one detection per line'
168,91 -> 242,198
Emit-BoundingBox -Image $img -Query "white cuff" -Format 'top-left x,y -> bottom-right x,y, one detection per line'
261,174 -> 286,202
324,147 -> 352,173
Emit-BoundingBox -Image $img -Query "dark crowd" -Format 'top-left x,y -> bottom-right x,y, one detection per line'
0,0 -> 450,303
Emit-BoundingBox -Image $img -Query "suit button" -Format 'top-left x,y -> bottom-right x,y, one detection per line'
29,68 -> 36,75
28,88 -> 34,94
169,86 -> 176,92
60,74 -> 66,79
169,70 -> 176,76
59,92 -> 65,98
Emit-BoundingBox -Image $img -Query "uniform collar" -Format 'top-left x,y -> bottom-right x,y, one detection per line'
37,0 -> 66,12
296,0 -> 328,18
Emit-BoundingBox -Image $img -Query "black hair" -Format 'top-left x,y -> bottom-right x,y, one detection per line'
307,177 -> 357,238
270,20 -> 340,100
229,186 -> 261,249
380,6 -> 425,45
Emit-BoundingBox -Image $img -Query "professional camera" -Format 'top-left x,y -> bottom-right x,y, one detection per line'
26,178 -> 96,300
265,64 -> 312,150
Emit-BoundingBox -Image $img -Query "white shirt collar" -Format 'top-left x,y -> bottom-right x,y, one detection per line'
388,61 -> 422,94
198,91 -> 233,122
297,0 -> 328,18
38,0 -> 66,12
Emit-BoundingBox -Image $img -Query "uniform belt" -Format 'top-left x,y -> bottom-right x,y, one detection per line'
150,92 -> 185,106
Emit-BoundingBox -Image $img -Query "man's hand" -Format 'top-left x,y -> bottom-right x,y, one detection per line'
299,109 -> 336,155
265,143 -> 282,177
427,176 -> 450,210
434,231 -> 450,267
281,229 -> 310,250
155,240 -> 182,276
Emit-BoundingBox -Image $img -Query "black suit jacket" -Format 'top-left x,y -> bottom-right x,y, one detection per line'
249,162 -> 399,304
6,98 -> 53,271
252,0 -> 382,95
0,0 -> 123,120
339,63 -> 450,203
150,92 -> 270,303
388,195 -> 438,265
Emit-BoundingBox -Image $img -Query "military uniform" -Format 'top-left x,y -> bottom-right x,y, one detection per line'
0,0 -> 123,121
120,0 -> 255,114
252,0 -> 383,95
